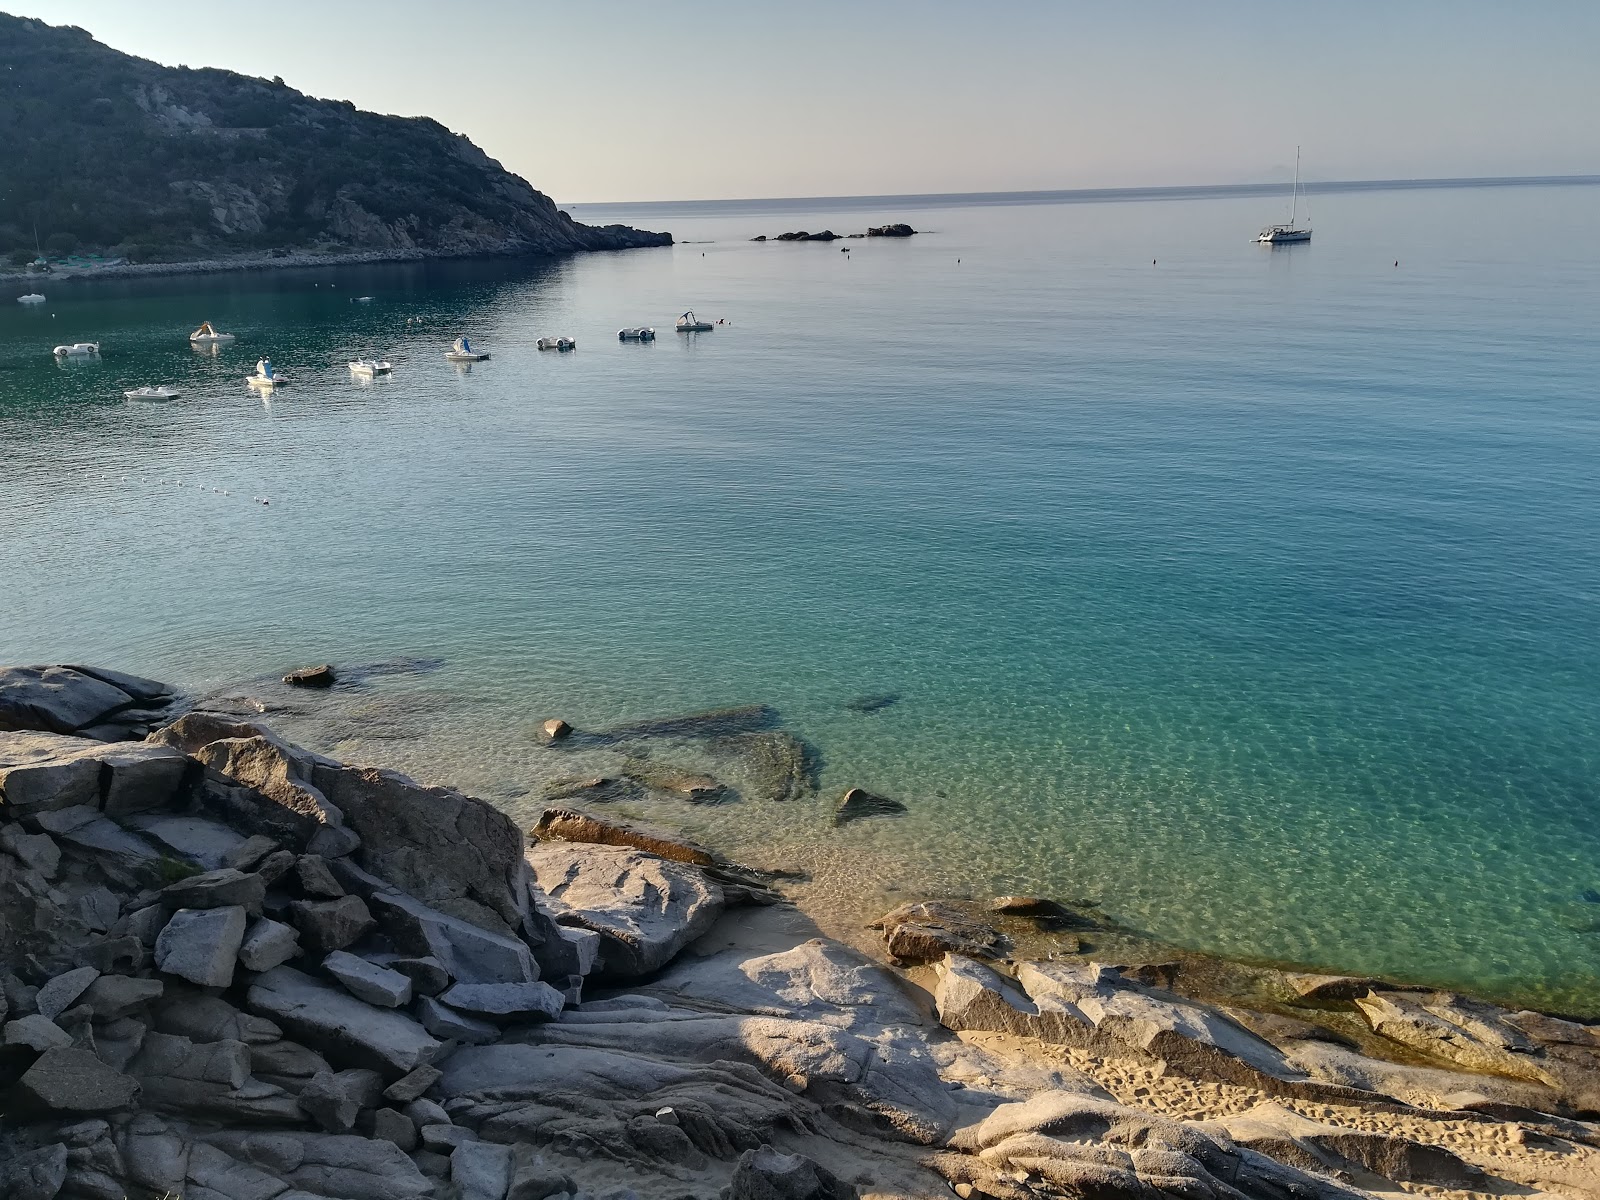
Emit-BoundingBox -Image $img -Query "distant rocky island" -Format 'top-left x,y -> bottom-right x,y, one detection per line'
0,14 -> 670,274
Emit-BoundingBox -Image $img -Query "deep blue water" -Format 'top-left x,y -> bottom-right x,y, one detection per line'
3,181 -> 1599,1010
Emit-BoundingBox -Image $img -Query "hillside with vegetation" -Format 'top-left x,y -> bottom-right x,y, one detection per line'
0,13 -> 669,266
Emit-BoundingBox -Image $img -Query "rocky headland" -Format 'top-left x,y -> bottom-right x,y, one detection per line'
0,15 -> 669,275
2,662 -> 1599,1200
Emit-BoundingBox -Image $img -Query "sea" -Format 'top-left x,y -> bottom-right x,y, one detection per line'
3,178 -> 1599,1012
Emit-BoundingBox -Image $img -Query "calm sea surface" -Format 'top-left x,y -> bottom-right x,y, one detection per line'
3,182 -> 1599,1010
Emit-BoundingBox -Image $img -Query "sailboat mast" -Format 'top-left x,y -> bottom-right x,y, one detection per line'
1290,146 -> 1301,226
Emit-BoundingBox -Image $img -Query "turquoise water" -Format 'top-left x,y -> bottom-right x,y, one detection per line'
4,182 -> 1600,1011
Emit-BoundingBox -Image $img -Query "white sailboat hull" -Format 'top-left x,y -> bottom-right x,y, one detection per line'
1259,227 -> 1312,244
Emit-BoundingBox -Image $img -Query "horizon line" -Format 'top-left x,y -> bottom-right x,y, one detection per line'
562,172 -> 1600,213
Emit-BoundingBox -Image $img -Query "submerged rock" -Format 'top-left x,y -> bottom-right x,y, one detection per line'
530,806 -> 719,866
709,730 -> 820,802
282,665 -> 337,688
871,901 -> 1009,965
537,718 -> 572,743
843,692 -> 899,714
601,703 -> 779,741
834,786 -> 906,825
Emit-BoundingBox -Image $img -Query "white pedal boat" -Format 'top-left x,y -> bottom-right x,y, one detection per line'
53,342 -> 100,357
444,337 -> 490,362
125,386 -> 182,401
618,327 -> 656,341
536,337 -> 576,351
349,359 -> 393,377
190,322 -> 236,346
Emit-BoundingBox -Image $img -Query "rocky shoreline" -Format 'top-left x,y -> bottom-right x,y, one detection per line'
2,662 -> 1599,1200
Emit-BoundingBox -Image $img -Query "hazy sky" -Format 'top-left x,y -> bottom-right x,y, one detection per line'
12,1 -> 1600,202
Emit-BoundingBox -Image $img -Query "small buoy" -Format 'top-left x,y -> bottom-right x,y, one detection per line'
1394,260 -> 1399,267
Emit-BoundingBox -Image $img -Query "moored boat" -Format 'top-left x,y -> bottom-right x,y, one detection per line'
618,327 -> 656,341
52,342 -> 100,357
675,311 -> 713,332
18,293 -> 45,304
246,358 -> 285,388
190,322 -> 236,345
536,337 -> 576,351
124,386 -> 182,401
1258,146 -> 1313,245
349,359 -> 393,377
444,336 -> 490,363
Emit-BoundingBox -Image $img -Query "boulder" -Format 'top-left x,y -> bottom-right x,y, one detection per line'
0,665 -> 142,734
405,1097 -> 450,1128
125,815 -> 247,870
76,885 -> 121,931
382,1063 -> 442,1103
19,1046 -> 140,1112
538,718 -> 572,743
867,223 -> 916,237
416,995 -> 501,1045
77,933 -> 146,974
309,761 -> 529,929
5,1013 -> 74,1051
80,975 -> 163,1020
438,981 -> 565,1022
369,953 -> 450,996
531,806 -> 718,866
369,890 -> 536,984
206,1130 -> 434,1200
283,665 -> 337,687
1,823 -> 61,877
185,728 -> 345,840
36,966 -> 100,1021
239,917 -> 302,972
323,951 -> 413,1008
295,854 -> 345,898
291,894 -> 374,952
155,905 -> 248,987
224,833 -> 282,870
97,743 -> 189,815
871,901 -> 1008,964
833,787 -> 906,825
370,1106 -> 418,1151
0,1143 -> 69,1200
934,955 -> 1042,1037
246,966 -> 442,1077
298,1068 -> 370,1131
54,814 -> 164,874
1285,973 -> 1382,1002
453,1139 -> 515,1200
728,1145 -> 855,1200
161,867 -> 267,914
1355,991 -> 1558,1087
507,1145 -> 574,1200
0,732 -> 107,810
526,841 -> 724,978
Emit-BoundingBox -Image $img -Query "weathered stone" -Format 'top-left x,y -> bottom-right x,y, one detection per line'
126,815 -> 247,870
871,901 -> 1008,964
439,981 -> 565,1022
416,995 -> 501,1045
867,223 -> 917,237
174,721 -> 345,841
132,1030 -> 251,1087
162,866 -> 267,914
54,815 -> 162,872
309,761 -> 529,929
324,950 -> 413,1007
291,894 -> 374,952
421,1124 -> 476,1151
382,1063 -> 442,1103
0,732 -> 103,809
0,666 -> 139,734
833,786 -> 906,825
239,917 -> 302,972
1355,990 -> 1561,1088
526,842 -> 723,978
728,1146 -> 855,1200
283,665 -> 337,687
0,1143 -> 69,1200
0,823 -> 60,877
307,823 -> 362,858
531,806 -> 718,866
369,890 -> 535,984
77,885 -> 121,931
125,905 -> 166,947
256,848 -> 296,884
371,1106 -> 418,1151
97,743 -> 189,816
224,833 -> 281,871
37,966 -> 99,1020
80,975 -> 163,1019
404,1097 -> 450,1128
19,1046 -> 139,1112
155,905 -> 248,987
184,1140 -> 293,1200
5,1013 -> 74,1051
453,1139 -> 514,1200
1286,973 -> 1382,1002
538,718 -> 572,743
295,854 -> 345,898
508,1145 -> 574,1200
934,955 -> 1042,1037
94,1016 -> 147,1071
533,923 -> 600,979
117,1115 -> 189,1195
370,953 -> 450,996
298,1069 -> 361,1131
246,966 -> 441,1077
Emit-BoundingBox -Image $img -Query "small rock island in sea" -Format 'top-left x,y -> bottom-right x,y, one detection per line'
2,662 -> 1599,1200
0,15 -> 669,276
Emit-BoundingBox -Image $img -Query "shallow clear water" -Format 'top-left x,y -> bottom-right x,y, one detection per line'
4,182 -> 1600,1011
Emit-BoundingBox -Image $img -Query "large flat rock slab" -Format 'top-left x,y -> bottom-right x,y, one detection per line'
526,841 -> 724,979
246,966 -> 441,1078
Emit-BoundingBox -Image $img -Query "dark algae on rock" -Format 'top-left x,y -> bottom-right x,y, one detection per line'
0,14 -> 670,265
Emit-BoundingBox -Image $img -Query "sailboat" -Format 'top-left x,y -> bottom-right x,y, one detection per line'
1258,146 -> 1312,244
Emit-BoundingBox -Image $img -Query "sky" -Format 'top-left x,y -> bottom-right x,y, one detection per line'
10,1 -> 1600,203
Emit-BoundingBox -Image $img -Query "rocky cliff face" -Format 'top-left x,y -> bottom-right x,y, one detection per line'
0,15 -> 669,263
